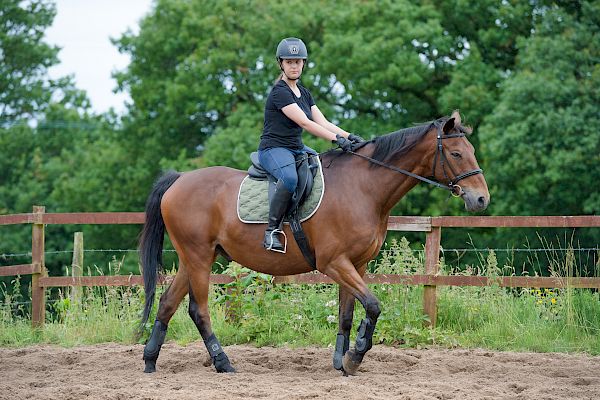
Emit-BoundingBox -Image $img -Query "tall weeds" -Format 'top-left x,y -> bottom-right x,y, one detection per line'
1,237 -> 599,354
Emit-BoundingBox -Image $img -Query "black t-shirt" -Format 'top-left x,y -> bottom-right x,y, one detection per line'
259,80 -> 315,150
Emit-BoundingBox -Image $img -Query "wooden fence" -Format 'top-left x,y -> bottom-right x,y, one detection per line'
1,206 -> 599,328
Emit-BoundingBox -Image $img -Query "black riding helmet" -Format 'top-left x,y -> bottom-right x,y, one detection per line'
276,37 -> 308,76
276,37 -> 308,60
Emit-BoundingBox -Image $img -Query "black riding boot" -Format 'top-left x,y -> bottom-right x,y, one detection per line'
263,180 -> 292,252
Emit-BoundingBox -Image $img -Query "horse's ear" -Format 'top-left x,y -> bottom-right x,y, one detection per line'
443,110 -> 462,134
442,117 -> 455,134
450,110 -> 462,125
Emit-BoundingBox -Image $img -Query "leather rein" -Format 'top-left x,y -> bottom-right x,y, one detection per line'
347,122 -> 483,197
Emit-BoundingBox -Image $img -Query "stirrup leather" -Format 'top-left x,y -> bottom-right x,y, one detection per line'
265,228 -> 287,253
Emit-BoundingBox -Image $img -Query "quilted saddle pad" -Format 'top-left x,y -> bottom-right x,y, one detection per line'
237,157 -> 325,223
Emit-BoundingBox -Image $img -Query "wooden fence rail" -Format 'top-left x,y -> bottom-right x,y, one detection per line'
1,206 -> 599,328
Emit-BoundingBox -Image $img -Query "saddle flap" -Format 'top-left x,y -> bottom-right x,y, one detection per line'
306,155 -> 319,197
288,155 -> 313,213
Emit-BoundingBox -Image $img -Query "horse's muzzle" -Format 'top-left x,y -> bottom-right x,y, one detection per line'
462,188 -> 490,212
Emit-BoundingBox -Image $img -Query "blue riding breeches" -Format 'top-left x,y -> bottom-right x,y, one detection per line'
257,145 -> 316,193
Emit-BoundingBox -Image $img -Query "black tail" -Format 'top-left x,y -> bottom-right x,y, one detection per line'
139,171 -> 181,329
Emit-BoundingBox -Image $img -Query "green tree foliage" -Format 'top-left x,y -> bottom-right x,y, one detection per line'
114,0 -> 530,210
113,0 -> 330,180
471,2 -> 600,257
1,0 -> 598,280
0,1 -> 136,275
480,4 -> 600,216
201,103 -> 262,170
0,0 -> 59,121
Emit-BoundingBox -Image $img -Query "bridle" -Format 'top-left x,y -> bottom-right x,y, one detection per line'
429,121 -> 483,196
346,121 -> 483,197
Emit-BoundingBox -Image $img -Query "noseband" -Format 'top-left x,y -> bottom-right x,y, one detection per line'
347,121 -> 483,196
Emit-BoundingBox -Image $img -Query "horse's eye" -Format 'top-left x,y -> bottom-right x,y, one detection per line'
451,152 -> 462,159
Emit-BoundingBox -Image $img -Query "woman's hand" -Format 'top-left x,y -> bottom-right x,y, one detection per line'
333,134 -> 355,152
348,134 -> 365,144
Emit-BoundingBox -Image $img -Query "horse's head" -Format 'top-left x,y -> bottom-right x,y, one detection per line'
346,110 -> 490,213
430,111 -> 490,212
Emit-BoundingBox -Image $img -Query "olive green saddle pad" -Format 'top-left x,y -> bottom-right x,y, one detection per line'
237,157 -> 325,224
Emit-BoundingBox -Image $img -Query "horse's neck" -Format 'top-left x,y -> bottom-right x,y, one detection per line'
380,160 -> 429,214
353,144 -> 433,215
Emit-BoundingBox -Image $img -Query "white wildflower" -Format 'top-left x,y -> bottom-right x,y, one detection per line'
327,315 -> 337,324
325,300 -> 337,308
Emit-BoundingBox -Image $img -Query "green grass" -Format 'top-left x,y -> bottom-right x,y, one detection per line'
1,238 -> 599,355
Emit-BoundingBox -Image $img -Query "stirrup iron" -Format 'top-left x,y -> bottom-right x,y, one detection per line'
265,228 -> 287,253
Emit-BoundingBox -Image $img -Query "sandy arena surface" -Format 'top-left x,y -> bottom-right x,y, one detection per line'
1,342 -> 599,399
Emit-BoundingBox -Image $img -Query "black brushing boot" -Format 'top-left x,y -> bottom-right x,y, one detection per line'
263,180 -> 292,252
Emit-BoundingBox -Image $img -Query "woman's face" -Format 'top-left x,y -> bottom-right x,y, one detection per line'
281,58 -> 304,79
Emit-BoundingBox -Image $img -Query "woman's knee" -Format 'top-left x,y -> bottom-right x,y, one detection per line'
280,172 -> 298,193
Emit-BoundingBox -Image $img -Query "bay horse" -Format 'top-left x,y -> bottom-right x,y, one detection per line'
139,110 -> 489,375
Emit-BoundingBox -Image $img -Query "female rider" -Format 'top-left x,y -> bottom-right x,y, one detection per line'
258,37 -> 363,251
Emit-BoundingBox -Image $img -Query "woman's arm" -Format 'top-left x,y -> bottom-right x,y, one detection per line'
310,105 -> 350,138
281,103 -> 339,141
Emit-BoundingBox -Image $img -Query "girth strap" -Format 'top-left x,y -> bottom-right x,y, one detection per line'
288,210 -> 317,270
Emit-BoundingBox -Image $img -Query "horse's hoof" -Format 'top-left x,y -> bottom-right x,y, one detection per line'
333,353 -> 343,371
214,352 -> 236,373
144,360 -> 156,373
216,364 -> 236,373
342,351 -> 360,376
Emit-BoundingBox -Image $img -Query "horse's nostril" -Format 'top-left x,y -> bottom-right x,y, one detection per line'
477,196 -> 486,206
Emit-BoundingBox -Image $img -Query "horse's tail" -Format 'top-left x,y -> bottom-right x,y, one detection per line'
139,170 -> 181,330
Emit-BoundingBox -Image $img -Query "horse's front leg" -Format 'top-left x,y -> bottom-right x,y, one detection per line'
323,259 -> 380,375
333,286 -> 354,373
143,266 -> 188,373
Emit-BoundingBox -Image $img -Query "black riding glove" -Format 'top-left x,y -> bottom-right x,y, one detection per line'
332,134 -> 355,152
348,133 -> 365,144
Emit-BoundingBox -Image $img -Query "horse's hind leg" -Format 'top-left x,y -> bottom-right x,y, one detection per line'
323,259 -> 380,375
185,249 -> 236,373
143,267 -> 189,373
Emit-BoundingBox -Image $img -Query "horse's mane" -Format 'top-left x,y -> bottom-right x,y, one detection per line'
369,120 -> 435,163
369,116 -> 471,164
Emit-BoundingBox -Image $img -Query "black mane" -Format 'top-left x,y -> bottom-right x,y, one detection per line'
370,120 -> 437,163
369,116 -> 471,164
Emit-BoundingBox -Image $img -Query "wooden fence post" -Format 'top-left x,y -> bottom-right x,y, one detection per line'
31,205 -> 46,328
70,232 -> 84,304
423,226 -> 441,327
